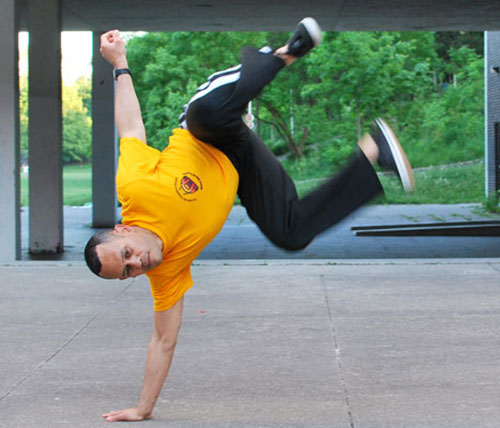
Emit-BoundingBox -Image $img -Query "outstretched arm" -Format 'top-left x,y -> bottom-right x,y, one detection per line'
100,30 -> 147,143
102,298 -> 184,422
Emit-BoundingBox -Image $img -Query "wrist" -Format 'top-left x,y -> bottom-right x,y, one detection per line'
136,405 -> 153,419
113,58 -> 129,69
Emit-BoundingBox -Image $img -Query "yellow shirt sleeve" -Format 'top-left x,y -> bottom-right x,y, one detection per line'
118,137 -> 160,174
146,262 -> 194,312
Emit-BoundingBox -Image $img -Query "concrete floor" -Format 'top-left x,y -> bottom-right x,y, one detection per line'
1,259 -> 500,427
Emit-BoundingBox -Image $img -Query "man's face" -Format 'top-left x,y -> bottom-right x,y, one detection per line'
96,225 -> 163,280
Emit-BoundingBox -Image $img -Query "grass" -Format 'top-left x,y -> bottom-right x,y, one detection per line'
21,163 -> 92,207
377,162 -> 485,204
293,161 -> 486,204
21,161 -> 486,207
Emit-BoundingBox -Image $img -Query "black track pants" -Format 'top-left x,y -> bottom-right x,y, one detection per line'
184,47 -> 384,251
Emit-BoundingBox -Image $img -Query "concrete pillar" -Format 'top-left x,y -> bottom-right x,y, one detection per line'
92,31 -> 117,227
485,31 -> 500,200
0,0 -> 21,262
28,0 -> 63,253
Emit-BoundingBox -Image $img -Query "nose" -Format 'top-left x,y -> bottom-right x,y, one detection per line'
130,255 -> 142,269
126,256 -> 143,278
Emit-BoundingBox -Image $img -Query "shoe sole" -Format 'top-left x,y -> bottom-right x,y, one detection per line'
300,17 -> 323,47
375,118 -> 415,193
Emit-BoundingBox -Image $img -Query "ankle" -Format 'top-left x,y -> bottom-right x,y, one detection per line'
358,133 -> 379,165
274,45 -> 297,66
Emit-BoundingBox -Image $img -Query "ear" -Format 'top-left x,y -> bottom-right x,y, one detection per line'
113,224 -> 134,234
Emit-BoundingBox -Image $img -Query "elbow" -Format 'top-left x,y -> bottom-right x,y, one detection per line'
152,332 -> 178,354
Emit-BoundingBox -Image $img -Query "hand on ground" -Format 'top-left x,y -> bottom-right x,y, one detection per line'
102,407 -> 151,422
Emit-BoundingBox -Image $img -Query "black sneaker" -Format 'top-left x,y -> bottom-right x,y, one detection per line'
372,118 -> 415,193
285,17 -> 322,57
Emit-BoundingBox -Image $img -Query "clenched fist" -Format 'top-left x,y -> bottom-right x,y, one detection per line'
100,30 -> 128,69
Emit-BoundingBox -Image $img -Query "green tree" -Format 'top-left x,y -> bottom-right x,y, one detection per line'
19,75 -> 29,163
124,30 -> 484,170
127,32 -> 265,149
19,76 -> 92,164
400,45 -> 484,166
62,79 -> 92,163
306,32 -> 431,140
126,31 -> 313,157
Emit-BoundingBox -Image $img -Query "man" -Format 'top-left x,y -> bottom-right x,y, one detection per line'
86,18 -> 414,422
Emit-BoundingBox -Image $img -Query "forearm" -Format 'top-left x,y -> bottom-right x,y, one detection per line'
102,299 -> 183,423
114,59 -> 147,141
136,334 -> 177,417
100,30 -> 146,142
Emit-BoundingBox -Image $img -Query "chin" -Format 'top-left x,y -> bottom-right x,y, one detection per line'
150,254 -> 161,270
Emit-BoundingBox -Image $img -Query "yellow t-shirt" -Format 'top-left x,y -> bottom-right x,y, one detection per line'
116,128 -> 239,312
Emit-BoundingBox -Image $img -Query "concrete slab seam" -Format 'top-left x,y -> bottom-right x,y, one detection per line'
0,277 -> 137,403
3,258 -> 500,267
192,258 -> 500,266
486,262 -> 500,274
321,274 -> 356,428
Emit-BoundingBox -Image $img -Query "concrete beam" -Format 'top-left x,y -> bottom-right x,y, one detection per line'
28,0 -> 63,253
15,0 -> 500,32
91,32 -> 117,228
0,0 -> 21,262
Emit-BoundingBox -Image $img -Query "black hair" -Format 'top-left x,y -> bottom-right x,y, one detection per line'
84,229 -> 114,277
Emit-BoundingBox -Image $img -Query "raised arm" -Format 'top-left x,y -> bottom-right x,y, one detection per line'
102,298 -> 184,422
100,30 -> 147,143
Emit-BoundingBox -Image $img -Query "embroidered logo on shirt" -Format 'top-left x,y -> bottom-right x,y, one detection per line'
175,172 -> 203,202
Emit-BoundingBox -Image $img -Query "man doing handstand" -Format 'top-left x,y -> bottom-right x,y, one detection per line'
85,18 -> 414,422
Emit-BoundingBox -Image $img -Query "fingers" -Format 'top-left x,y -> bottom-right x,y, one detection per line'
102,410 -> 121,417
100,29 -> 121,47
102,410 -> 125,422
99,29 -> 128,66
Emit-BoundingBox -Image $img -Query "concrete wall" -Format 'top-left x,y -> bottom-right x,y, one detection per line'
485,32 -> 500,198
0,0 -> 21,261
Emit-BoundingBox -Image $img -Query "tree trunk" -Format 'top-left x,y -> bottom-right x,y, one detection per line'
257,101 -> 306,158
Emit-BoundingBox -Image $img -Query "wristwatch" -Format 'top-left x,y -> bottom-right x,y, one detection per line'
114,68 -> 133,80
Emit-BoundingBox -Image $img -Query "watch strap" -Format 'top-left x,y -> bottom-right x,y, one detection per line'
114,68 -> 133,80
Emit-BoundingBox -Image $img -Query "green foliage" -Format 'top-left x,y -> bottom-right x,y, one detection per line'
124,30 -> 487,208
18,30 -> 486,207
19,75 -> 29,163
435,32 -> 483,61
125,30 -> 484,173
305,32 -> 431,137
484,191 -> 500,213
19,76 -> 93,164
399,46 -> 484,167
63,110 -> 92,163
126,32 -> 276,150
62,78 -> 92,164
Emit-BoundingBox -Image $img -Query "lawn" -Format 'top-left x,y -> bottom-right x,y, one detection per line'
291,161 -> 485,204
21,161 -> 486,207
21,163 -> 92,207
